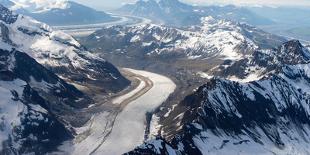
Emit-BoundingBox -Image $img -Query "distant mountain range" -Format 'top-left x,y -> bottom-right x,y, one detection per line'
117,0 -> 274,27
81,16 -> 285,73
117,0 -> 310,43
250,6 -> 310,42
0,0 -> 118,25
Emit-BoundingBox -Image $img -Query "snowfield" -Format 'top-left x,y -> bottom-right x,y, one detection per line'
93,68 -> 176,155
1,14 -> 96,69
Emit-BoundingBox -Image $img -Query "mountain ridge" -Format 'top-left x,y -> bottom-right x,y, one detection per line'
127,40 -> 310,155
118,0 -> 274,27
0,4 -> 130,154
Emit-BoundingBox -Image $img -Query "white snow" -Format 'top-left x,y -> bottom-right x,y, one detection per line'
148,114 -> 162,140
193,125 -> 310,155
112,77 -> 146,105
164,107 -> 173,117
8,15 -> 89,68
130,35 -> 140,42
0,79 -> 26,150
29,76 -> 61,93
197,71 -> 214,79
227,64 -> 267,83
229,74 -> 262,83
0,13 -> 104,70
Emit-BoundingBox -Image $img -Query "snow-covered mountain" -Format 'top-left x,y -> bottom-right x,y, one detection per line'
0,0 -> 117,25
0,4 -> 129,93
127,40 -> 310,154
117,0 -> 273,27
210,40 -> 310,82
0,4 -> 130,154
0,48 -> 91,154
83,16 -> 285,62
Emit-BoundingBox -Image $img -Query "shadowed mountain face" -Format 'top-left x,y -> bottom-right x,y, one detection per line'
0,0 -> 118,26
0,48 -> 82,155
127,41 -> 310,155
117,0 -> 273,27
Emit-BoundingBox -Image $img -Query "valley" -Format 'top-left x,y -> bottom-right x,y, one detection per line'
57,68 -> 175,155
1,0 -> 310,154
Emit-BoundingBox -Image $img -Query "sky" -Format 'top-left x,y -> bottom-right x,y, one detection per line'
73,0 -> 310,10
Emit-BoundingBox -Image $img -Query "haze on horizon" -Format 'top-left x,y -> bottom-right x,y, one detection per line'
73,0 -> 310,10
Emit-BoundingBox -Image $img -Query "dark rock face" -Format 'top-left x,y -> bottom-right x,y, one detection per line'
277,40 -> 310,64
0,22 -> 13,44
0,4 -> 17,24
0,85 -> 73,155
11,50 -> 92,108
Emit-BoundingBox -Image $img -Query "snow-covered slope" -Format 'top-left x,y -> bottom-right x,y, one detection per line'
0,4 -> 130,154
0,0 -> 117,25
0,4 -> 129,92
211,40 -> 310,82
0,48 -> 90,154
127,41 -> 310,154
83,16 -> 285,61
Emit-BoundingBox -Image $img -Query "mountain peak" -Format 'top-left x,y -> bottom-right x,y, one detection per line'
282,39 -> 302,48
277,40 -> 310,64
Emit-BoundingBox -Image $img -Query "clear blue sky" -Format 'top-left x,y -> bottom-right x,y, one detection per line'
73,0 -> 310,10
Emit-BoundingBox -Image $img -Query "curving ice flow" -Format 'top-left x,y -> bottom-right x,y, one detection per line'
112,77 -> 146,105
93,68 -> 176,155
